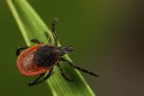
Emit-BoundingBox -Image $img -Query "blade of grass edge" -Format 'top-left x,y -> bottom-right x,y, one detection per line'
6,0 -> 96,96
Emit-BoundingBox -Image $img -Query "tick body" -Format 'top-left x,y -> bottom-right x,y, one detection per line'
16,18 -> 98,86
17,44 -> 59,76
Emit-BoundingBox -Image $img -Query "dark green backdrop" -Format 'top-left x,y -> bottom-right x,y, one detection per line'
0,0 -> 144,96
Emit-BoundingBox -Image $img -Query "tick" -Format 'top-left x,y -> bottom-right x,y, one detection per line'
16,18 -> 98,86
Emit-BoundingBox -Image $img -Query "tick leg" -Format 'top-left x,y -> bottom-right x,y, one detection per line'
60,57 -> 99,77
28,73 -> 45,86
28,67 -> 54,86
57,63 -> 74,82
31,39 -> 43,44
40,67 -> 54,82
51,18 -> 58,46
44,32 -> 52,44
16,46 -> 29,56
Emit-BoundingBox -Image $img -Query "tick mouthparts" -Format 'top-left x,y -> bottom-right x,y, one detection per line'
59,46 -> 73,55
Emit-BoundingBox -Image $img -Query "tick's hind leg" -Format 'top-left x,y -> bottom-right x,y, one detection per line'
28,73 -> 45,86
16,46 -> 29,56
31,39 -> 43,44
51,18 -> 58,46
57,63 -> 74,82
44,32 -> 52,44
60,57 -> 99,77
28,67 -> 54,86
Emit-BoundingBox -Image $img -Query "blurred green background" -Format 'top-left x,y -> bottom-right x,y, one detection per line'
0,0 -> 144,96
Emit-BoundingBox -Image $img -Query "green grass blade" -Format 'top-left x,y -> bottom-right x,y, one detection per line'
7,0 -> 96,96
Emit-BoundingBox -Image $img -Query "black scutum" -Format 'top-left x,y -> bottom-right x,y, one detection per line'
33,45 -> 59,67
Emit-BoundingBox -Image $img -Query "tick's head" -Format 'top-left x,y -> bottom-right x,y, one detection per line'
59,46 -> 73,56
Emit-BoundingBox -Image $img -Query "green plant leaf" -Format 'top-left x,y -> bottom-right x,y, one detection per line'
7,0 -> 96,96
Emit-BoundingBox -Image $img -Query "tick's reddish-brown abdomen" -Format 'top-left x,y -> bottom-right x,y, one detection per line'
17,44 -> 51,76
